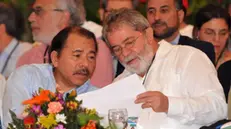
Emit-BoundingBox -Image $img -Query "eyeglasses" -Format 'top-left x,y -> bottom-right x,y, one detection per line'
202,29 -> 229,40
111,34 -> 142,56
31,7 -> 64,16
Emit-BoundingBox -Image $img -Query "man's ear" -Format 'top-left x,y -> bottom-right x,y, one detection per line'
58,11 -> 71,29
145,27 -> 154,45
177,9 -> 184,24
50,51 -> 59,67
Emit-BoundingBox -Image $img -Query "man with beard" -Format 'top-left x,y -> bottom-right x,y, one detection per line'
147,0 -> 215,64
103,8 -> 226,129
2,26 -> 98,128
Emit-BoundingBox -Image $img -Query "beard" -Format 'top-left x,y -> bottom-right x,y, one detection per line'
121,43 -> 155,75
151,20 -> 179,40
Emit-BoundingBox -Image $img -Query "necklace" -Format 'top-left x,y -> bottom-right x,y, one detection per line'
142,55 -> 156,85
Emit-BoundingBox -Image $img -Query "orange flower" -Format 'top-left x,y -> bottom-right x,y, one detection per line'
81,120 -> 97,129
22,90 -> 54,105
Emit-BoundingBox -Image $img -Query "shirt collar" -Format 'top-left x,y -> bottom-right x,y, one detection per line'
46,64 -> 92,97
170,34 -> 180,45
62,80 -> 91,99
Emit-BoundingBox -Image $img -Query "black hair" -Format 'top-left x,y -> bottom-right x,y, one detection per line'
195,4 -> 231,30
101,0 -> 139,10
0,2 -> 25,39
48,26 -> 98,63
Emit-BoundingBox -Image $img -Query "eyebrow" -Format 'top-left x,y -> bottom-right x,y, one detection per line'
33,6 -> 42,10
89,51 -> 96,55
160,5 -> 169,9
72,49 -> 96,55
147,7 -> 156,11
205,28 -> 214,31
220,29 -> 228,32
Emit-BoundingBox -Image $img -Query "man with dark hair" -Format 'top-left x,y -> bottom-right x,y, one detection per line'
3,26 -> 98,128
99,0 -> 139,23
0,2 -> 32,77
147,0 -> 215,64
98,0 -> 139,77
16,0 -> 114,88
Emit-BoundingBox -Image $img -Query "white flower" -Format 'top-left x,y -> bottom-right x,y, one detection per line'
75,96 -> 82,102
55,114 -> 67,124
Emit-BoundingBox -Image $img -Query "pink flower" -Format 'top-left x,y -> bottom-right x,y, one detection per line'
54,124 -> 66,129
32,105 -> 41,114
47,102 -> 63,114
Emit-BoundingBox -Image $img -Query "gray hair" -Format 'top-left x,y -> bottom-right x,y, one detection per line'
102,8 -> 150,47
57,0 -> 86,26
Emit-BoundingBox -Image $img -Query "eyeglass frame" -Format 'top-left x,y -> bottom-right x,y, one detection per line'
31,6 -> 65,16
111,33 -> 143,56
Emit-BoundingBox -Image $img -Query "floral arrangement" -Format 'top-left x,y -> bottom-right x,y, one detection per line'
7,88 -> 105,129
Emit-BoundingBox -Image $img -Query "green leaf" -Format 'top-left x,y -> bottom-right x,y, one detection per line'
8,110 -> 25,129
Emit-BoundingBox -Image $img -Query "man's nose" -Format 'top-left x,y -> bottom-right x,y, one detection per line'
28,12 -> 36,22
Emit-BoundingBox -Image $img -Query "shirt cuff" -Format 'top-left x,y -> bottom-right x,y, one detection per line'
167,97 -> 184,116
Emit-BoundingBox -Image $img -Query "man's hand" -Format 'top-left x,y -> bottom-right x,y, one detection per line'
135,91 -> 169,113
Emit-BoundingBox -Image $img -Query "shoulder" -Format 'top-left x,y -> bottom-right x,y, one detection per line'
180,35 -> 213,48
15,64 -> 52,76
218,60 -> 231,73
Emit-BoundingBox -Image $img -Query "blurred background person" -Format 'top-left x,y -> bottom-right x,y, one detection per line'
16,0 -> 113,88
179,4 -> 194,38
194,4 -> 231,101
194,4 -> 231,68
0,2 -> 32,78
146,0 -> 215,65
98,0 -> 139,78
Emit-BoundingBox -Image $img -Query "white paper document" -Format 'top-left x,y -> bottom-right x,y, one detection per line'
77,74 -> 146,117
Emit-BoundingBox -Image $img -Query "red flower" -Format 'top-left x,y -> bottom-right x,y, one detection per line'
23,116 -> 35,129
182,0 -> 189,9
139,0 -> 146,3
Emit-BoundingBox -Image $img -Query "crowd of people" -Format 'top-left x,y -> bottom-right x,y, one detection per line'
0,0 -> 231,129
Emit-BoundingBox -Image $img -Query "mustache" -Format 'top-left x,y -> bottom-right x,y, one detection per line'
124,55 -> 136,63
73,68 -> 90,76
152,20 -> 166,27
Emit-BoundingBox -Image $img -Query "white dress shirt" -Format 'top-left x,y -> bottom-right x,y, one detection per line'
0,38 -> 32,77
116,40 -> 227,129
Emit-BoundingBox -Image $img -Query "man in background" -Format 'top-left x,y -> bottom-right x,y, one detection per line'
99,0 -> 139,77
147,0 -> 215,64
0,2 -> 31,77
17,0 -> 113,87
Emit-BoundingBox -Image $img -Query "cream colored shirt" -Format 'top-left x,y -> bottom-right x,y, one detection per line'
116,40 -> 227,129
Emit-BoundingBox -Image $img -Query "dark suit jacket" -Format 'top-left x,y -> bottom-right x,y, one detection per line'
218,60 -> 231,102
178,35 -> 215,65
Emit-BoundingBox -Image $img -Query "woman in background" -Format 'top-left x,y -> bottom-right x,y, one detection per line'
194,4 -> 231,68
194,4 -> 231,101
